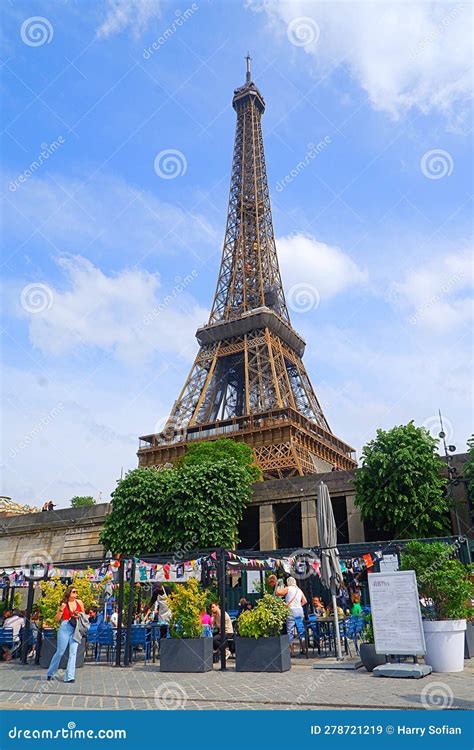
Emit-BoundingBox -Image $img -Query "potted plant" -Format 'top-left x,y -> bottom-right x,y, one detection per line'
235,594 -> 290,672
38,573 -> 104,669
401,541 -> 473,673
160,578 -> 212,673
359,614 -> 386,672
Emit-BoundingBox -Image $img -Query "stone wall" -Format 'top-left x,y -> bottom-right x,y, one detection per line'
0,504 -> 110,568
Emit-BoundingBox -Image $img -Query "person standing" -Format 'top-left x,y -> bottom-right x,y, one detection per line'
47,585 -> 84,683
276,576 -> 307,655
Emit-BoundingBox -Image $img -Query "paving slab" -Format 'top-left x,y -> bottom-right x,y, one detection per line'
0,657 -> 472,711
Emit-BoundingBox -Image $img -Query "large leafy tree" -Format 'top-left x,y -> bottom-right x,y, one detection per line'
179,438 -> 262,483
354,422 -> 450,539
100,444 -> 253,555
167,459 -> 252,549
100,467 -> 175,555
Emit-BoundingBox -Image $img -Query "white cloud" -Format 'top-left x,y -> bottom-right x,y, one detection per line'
250,0 -> 471,120
278,232 -> 368,300
4,171 -> 218,263
390,249 -> 473,331
305,321 -> 473,456
96,0 -> 162,39
18,254 -> 207,365
1,363 -> 179,508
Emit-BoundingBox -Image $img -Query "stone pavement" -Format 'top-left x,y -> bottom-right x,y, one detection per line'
0,658 -> 472,711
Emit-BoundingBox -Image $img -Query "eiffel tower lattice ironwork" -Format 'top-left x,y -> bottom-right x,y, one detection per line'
138,59 -> 357,478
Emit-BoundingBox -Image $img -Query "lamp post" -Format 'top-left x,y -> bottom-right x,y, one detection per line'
438,410 -> 462,538
21,564 -> 46,665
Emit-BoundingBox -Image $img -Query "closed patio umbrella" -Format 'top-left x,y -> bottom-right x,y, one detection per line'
317,480 -> 343,660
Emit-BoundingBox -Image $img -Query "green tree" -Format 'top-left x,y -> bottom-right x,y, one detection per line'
167,459 -> 252,549
100,445 -> 253,555
400,541 -> 472,620
354,422 -> 450,538
70,495 -> 96,507
100,467 -> 175,555
464,435 -> 474,504
179,438 -> 262,483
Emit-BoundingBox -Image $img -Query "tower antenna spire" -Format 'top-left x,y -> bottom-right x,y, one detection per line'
245,52 -> 252,84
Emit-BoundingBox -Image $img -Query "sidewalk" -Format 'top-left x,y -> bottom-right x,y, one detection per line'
0,658 -> 472,711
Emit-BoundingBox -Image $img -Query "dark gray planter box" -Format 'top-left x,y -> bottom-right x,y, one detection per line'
359,643 -> 386,672
39,634 -> 85,670
159,637 -> 213,673
235,635 -> 291,672
465,621 -> 474,659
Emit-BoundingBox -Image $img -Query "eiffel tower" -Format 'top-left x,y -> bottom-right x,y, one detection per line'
138,58 -> 356,478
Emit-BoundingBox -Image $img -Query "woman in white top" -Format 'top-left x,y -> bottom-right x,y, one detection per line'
276,576 -> 307,655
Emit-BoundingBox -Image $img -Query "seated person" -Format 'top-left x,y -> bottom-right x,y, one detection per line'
3,610 -> 25,651
350,594 -> 362,616
312,596 -> 325,616
237,597 -> 250,617
210,603 -> 233,659
325,602 -> 345,619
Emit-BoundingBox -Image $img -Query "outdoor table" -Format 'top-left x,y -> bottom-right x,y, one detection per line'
305,617 -> 349,658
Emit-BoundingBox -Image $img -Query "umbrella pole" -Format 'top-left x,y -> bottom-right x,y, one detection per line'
331,587 -> 343,661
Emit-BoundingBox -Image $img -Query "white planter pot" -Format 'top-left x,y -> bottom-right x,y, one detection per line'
423,620 -> 466,673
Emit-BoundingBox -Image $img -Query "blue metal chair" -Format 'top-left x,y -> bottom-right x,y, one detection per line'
85,624 -> 99,661
128,625 -> 150,664
96,626 -> 115,663
0,628 -> 14,652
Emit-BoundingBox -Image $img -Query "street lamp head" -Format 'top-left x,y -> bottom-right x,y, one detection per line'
438,430 -> 446,439
448,444 -> 456,452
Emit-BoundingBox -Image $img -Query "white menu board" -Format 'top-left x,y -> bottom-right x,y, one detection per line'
368,570 -> 426,655
379,553 -> 399,572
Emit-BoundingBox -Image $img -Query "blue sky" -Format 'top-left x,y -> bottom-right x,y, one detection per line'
1,0 -> 472,508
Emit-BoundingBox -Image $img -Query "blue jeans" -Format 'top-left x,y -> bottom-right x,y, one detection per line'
287,608 -> 306,643
47,621 -> 78,681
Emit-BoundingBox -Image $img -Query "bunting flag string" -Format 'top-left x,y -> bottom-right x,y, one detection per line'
0,549 -> 384,587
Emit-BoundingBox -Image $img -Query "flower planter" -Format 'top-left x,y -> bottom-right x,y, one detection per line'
423,619 -> 466,672
39,633 -> 85,670
159,637 -> 213,673
235,635 -> 291,672
359,643 -> 386,672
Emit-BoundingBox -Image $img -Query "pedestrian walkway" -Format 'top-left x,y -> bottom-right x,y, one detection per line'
0,660 -> 472,711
